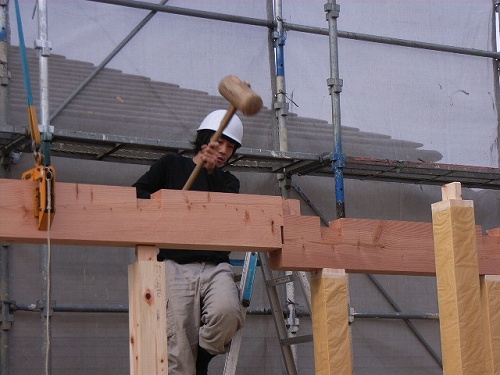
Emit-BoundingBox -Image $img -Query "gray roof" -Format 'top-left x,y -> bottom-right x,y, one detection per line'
9,46 -> 500,189
5,45 -> 442,162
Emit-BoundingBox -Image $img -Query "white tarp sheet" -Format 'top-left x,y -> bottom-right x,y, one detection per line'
7,1 -> 499,374
11,0 -> 499,167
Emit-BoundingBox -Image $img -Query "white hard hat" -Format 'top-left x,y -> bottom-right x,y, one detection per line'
197,109 -> 243,147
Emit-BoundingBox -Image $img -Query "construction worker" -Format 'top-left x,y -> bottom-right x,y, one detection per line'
133,109 -> 246,375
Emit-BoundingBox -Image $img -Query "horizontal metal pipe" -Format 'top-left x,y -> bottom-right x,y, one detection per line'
285,22 -> 500,59
9,302 -> 438,320
85,0 -> 272,28
353,312 -> 439,320
86,0 -> 500,59
10,303 -> 128,313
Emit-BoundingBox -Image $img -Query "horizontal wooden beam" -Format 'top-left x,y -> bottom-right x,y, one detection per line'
2,178 -> 500,275
269,216 -> 500,276
0,179 -> 284,252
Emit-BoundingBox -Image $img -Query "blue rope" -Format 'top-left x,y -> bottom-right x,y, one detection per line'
14,0 -> 35,107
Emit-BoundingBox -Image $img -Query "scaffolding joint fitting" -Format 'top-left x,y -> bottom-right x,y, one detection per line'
327,77 -> 343,93
324,2 -> 340,19
39,124 -> 55,134
272,31 -> 286,45
277,172 -> 291,190
285,316 -> 300,333
332,153 -> 346,168
35,38 -> 52,57
36,300 -> 55,318
0,68 -> 10,86
0,300 -> 14,330
274,100 -> 289,116
348,306 -> 355,324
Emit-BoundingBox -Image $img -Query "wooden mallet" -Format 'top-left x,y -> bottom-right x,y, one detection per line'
182,75 -> 263,190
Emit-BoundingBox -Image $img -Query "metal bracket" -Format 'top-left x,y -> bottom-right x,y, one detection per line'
327,77 -> 343,93
277,172 -> 291,191
272,30 -> 286,46
0,300 -> 13,330
34,39 -> 52,57
332,152 -> 346,168
348,306 -> 355,324
273,99 -> 289,116
38,124 -> 55,133
36,300 -> 55,318
324,2 -> 340,19
285,316 -> 300,333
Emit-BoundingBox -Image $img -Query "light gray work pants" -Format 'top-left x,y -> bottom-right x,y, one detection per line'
165,260 -> 245,375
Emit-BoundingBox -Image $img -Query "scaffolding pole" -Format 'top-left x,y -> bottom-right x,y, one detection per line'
325,0 -> 345,220
34,1 -> 53,373
0,2 -> 9,374
271,0 -> 301,370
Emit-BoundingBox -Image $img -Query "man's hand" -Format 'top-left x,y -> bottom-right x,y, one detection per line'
200,141 -> 219,174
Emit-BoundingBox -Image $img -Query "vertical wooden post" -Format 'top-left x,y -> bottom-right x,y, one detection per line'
481,275 -> 500,374
310,268 -> 353,375
129,245 -> 168,375
431,182 -> 487,374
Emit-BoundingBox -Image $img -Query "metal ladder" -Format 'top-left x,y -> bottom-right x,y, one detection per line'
223,252 -> 313,375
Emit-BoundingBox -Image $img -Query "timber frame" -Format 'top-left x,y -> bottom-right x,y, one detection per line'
1,179 -> 500,374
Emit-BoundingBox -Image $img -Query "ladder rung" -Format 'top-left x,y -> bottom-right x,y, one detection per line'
281,334 -> 314,346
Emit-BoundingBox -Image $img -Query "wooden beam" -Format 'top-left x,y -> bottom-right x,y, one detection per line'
481,275 -> 500,374
0,179 -> 284,252
270,216 -> 500,275
431,182 -> 487,374
129,246 -> 167,375
310,269 -> 353,375
3,178 -> 500,275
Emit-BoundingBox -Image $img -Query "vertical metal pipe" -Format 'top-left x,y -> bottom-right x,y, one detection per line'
274,0 -> 288,155
39,243 -> 51,375
493,3 -> 500,166
36,0 -> 51,167
325,0 -> 345,219
0,244 -> 11,375
0,0 -> 8,127
273,0 -> 299,367
273,0 -> 290,199
273,0 -> 300,369
36,1 -> 52,373
0,2 -> 10,373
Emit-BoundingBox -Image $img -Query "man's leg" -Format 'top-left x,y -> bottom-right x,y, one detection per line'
199,262 -> 246,355
165,261 -> 203,375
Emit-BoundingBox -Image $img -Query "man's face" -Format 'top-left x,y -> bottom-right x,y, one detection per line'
214,138 -> 236,167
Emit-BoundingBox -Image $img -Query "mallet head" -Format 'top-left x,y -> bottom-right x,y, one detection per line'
218,75 -> 263,116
